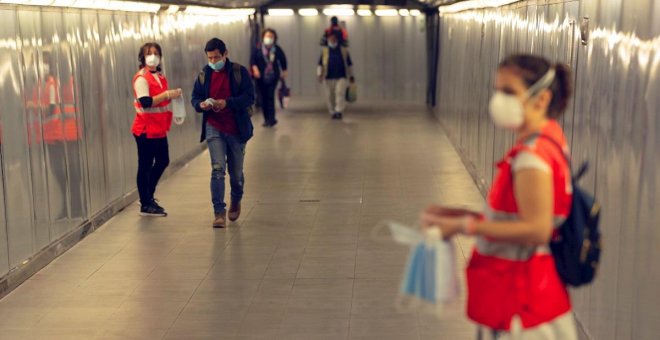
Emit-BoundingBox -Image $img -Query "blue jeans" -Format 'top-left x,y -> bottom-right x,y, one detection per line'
206,125 -> 246,214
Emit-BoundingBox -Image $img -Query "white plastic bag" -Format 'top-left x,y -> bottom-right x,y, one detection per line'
374,220 -> 460,317
172,94 -> 186,125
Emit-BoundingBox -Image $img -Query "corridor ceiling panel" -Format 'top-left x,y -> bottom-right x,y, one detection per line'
154,0 -> 271,8
154,0 -> 435,8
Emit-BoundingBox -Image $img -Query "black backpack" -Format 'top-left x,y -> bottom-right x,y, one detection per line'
537,135 -> 602,287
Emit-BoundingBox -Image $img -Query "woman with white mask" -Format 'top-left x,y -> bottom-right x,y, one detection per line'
132,42 -> 182,217
420,54 -> 577,339
250,28 -> 288,127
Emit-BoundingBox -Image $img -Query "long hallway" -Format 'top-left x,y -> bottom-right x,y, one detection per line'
0,101 -> 483,339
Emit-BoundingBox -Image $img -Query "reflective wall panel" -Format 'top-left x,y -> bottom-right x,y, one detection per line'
435,0 -> 660,339
265,14 -> 426,102
0,4 -> 250,278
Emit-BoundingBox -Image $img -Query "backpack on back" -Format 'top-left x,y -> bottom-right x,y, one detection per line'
538,135 -> 602,287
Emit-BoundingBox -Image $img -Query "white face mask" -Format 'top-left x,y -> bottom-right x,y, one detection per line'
263,37 -> 274,46
488,68 -> 556,129
145,54 -> 160,68
489,91 -> 524,129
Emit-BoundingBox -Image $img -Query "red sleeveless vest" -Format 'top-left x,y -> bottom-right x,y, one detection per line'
131,68 -> 172,138
467,120 -> 573,330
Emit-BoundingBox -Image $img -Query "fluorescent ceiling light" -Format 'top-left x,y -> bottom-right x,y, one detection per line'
398,9 -> 410,17
298,8 -> 318,16
0,0 -> 252,16
439,0 -> 521,14
375,9 -> 398,17
357,9 -> 372,16
268,9 -> 294,16
323,8 -> 355,16
184,6 -> 254,17
410,9 -> 422,16
224,8 -> 255,16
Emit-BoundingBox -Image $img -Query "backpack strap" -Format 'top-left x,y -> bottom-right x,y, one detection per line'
198,71 -> 205,86
232,63 -> 242,87
534,134 -> 589,180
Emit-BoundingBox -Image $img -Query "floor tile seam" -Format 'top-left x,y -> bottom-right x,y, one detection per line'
347,189 -> 366,340
11,306 -> 53,330
162,276 -> 205,339
237,235 -> 291,334
201,228 -> 238,280
76,239 -> 131,285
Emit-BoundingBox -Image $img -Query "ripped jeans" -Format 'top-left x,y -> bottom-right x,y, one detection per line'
206,125 -> 246,214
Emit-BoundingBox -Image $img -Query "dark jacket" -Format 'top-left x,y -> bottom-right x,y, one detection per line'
318,46 -> 353,80
191,59 -> 255,143
250,44 -> 287,85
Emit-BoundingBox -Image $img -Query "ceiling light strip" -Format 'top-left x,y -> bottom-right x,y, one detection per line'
439,0 -> 522,14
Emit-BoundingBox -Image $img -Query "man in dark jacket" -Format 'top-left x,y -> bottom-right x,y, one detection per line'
318,33 -> 354,120
191,38 -> 255,228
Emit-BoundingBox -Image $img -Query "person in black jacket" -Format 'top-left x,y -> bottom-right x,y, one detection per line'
191,38 -> 255,228
250,28 -> 288,127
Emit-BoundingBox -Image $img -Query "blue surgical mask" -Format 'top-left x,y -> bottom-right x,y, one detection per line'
209,59 -> 225,71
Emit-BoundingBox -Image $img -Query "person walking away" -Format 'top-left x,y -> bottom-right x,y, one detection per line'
191,38 -> 255,228
250,28 -> 288,127
132,42 -> 182,217
420,54 -> 578,339
318,33 -> 354,120
320,16 -> 349,47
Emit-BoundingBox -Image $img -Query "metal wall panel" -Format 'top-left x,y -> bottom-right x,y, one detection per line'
0,8 -> 25,274
0,5 -> 250,278
13,8 -> 42,267
436,0 -> 660,339
265,14 -> 426,102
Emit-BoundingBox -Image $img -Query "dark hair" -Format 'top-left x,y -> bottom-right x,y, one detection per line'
205,38 -> 227,54
138,42 -> 162,71
261,28 -> 278,43
499,54 -> 572,119
330,16 -> 338,26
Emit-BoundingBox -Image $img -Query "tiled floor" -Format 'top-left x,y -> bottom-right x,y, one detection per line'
0,99 -> 486,339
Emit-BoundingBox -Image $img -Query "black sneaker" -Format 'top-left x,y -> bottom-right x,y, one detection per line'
151,199 -> 165,211
331,112 -> 341,120
140,203 -> 167,217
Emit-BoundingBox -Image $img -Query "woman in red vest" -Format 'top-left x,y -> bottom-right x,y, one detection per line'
421,54 -> 577,339
132,42 -> 182,217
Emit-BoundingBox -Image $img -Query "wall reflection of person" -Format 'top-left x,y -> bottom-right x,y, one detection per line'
61,73 -> 84,219
40,51 -> 70,222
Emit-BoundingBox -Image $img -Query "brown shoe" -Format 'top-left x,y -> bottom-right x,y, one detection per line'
228,201 -> 241,222
213,212 -> 226,228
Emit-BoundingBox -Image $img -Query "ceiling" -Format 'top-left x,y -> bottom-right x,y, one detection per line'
149,0 -> 458,9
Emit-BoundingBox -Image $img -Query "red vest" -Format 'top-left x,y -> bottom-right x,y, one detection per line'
467,120 -> 572,330
131,68 -> 172,138
61,77 -> 81,141
41,75 -> 64,144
